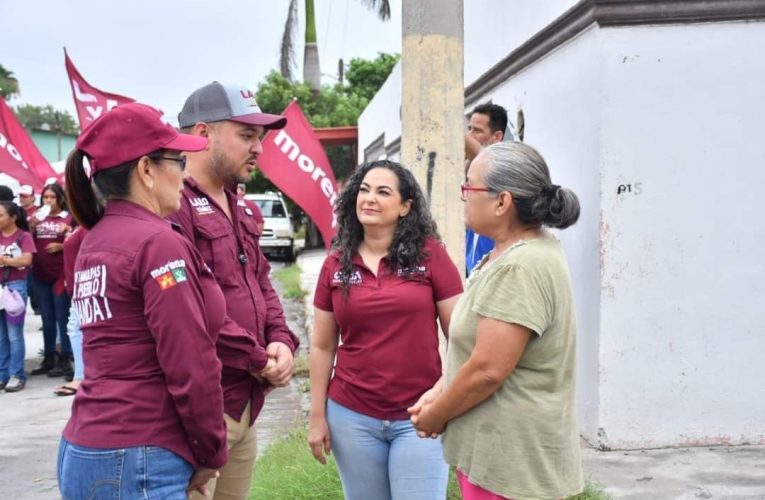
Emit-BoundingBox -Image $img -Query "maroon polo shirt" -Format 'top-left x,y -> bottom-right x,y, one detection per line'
0,229 -> 35,282
63,200 -> 228,469
168,178 -> 299,425
63,227 -> 87,297
314,238 -> 463,420
31,211 -> 72,284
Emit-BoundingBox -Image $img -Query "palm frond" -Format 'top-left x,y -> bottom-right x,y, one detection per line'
280,0 -> 299,81
360,0 -> 391,21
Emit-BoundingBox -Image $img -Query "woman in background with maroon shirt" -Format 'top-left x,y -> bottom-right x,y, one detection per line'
58,102 -> 228,499
308,160 -> 463,500
28,183 -> 73,378
0,200 -> 35,393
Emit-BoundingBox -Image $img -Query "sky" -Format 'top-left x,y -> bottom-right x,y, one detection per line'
0,0 -> 401,125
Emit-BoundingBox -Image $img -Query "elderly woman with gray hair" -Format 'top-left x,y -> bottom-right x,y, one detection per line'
409,141 -> 584,499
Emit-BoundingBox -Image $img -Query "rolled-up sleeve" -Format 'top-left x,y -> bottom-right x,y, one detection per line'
137,237 -> 228,469
257,251 -> 299,352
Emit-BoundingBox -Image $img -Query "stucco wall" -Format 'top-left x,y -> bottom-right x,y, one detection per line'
484,26 -> 603,443
597,20 -> 765,448
356,2 -> 765,449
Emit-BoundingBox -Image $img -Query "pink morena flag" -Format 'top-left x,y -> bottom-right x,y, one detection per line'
0,97 -> 58,189
259,101 -> 338,248
64,48 -> 135,130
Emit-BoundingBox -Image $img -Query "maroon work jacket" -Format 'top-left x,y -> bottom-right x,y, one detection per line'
168,178 -> 299,425
63,200 -> 228,469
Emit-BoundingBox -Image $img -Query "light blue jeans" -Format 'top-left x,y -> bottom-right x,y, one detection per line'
58,438 -> 194,500
326,398 -> 448,500
66,304 -> 83,380
0,280 -> 28,382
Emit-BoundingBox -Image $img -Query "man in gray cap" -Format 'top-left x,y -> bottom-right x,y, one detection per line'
170,82 -> 299,499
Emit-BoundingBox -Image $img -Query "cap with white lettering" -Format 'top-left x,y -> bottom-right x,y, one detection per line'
178,82 -> 287,130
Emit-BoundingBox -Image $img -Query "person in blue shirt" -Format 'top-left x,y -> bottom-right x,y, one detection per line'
464,103 -> 509,275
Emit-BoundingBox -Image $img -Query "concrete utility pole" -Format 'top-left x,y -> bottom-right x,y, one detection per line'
401,0 -> 465,270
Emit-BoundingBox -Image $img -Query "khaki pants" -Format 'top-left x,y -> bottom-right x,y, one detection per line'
190,403 -> 258,500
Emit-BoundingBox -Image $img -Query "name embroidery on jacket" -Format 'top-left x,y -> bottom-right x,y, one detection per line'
190,197 -> 214,215
72,264 -> 113,325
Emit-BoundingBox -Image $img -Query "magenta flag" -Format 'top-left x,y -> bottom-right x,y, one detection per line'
64,48 -> 135,130
0,97 -> 58,189
259,101 -> 339,248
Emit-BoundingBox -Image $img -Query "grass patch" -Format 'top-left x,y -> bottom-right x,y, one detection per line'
570,481 -> 612,500
251,429 -> 610,500
250,429 -> 342,500
273,264 -> 307,299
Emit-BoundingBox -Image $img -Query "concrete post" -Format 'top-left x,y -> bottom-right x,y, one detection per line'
401,0 -> 465,271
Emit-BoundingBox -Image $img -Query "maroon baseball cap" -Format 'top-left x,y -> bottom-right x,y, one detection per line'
76,102 -> 208,176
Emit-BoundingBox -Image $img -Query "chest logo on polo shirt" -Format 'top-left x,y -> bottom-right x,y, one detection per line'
332,270 -> 362,285
190,197 -> 214,215
396,265 -> 427,277
72,264 -> 113,326
150,259 -> 188,290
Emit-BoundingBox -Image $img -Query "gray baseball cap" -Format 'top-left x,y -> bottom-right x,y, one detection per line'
178,82 -> 287,129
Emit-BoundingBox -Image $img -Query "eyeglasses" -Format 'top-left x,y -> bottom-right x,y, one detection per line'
460,183 -> 494,198
157,156 -> 187,171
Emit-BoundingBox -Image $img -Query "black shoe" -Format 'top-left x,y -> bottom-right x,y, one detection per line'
64,373 -> 74,382
48,355 -> 73,378
31,353 -> 56,375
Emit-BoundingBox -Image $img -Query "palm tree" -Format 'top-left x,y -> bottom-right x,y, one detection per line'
0,65 -> 20,99
280,0 -> 391,91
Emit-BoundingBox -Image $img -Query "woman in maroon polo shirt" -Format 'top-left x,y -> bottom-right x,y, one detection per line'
58,103 -> 228,500
28,183 -> 74,378
308,160 -> 463,500
0,200 -> 35,393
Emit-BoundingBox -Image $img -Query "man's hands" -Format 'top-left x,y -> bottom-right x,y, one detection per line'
251,342 -> 294,391
186,468 -> 219,497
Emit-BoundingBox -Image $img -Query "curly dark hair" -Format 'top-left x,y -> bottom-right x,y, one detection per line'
332,160 -> 439,295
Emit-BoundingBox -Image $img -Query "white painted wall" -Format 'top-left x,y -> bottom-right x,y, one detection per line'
464,0 -> 579,84
357,61 -> 402,164
484,26 -> 604,442
356,3 -> 765,449
597,21 -> 765,448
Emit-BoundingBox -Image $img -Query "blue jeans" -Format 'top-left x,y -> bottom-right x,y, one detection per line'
67,305 -> 84,380
57,438 -> 194,500
326,399 -> 448,500
0,280 -> 28,382
31,276 -> 71,356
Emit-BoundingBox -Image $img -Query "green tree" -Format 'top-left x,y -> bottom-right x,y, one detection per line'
14,104 -> 79,135
0,64 -> 20,99
249,52 -> 397,246
344,52 -> 400,101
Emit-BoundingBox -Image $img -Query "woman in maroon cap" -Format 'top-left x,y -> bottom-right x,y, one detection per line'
58,102 -> 228,500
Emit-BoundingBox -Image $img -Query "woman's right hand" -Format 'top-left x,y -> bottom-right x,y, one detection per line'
308,416 -> 332,465
186,468 -> 219,497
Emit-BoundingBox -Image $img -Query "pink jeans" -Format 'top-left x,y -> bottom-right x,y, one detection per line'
457,470 -> 512,500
